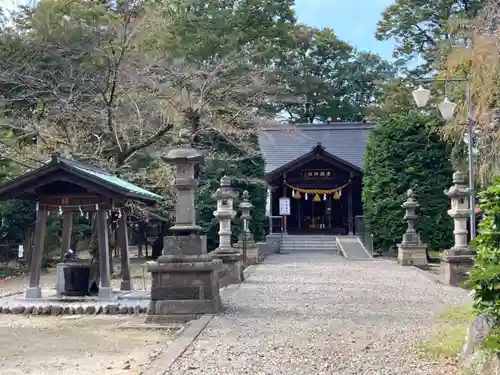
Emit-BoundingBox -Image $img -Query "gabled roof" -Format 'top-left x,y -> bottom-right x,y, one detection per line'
258,122 -> 373,174
266,142 -> 361,180
0,154 -> 163,204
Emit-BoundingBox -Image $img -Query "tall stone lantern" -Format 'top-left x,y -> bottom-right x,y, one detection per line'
212,176 -> 244,286
234,190 -> 259,264
397,189 -> 428,267
441,171 -> 476,286
145,145 -> 223,323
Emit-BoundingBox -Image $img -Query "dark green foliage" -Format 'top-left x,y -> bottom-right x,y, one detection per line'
0,200 -> 35,243
195,133 -> 265,251
467,179 -> 500,322
362,111 -> 454,252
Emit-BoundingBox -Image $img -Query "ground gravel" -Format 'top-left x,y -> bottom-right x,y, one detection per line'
168,253 -> 471,375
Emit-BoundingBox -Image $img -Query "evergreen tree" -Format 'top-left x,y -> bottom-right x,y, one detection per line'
362,112 -> 454,252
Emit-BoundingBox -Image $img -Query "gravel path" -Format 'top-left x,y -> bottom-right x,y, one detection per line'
169,253 -> 470,375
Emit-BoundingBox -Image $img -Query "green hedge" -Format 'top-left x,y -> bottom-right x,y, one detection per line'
468,179 -> 500,322
362,112 -> 454,252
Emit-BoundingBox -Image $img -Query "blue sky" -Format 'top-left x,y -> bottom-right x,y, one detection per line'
295,0 -> 395,60
1,0 -> 397,59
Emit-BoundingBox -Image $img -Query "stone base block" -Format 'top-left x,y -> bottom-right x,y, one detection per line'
245,246 -> 259,265
98,286 -> 114,299
163,234 -> 207,255
55,263 -> 68,295
212,252 -> 244,288
441,249 -> 475,286
397,244 -> 428,267
120,279 -> 133,291
233,241 -> 259,265
25,286 -> 42,299
146,256 -> 222,323
145,298 -> 222,323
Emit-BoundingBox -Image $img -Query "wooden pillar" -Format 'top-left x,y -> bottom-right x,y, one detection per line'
282,175 -> 287,234
59,211 -> 73,261
26,207 -> 48,298
118,213 -> 133,291
348,175 -> 354,235
97,206 -> 113,299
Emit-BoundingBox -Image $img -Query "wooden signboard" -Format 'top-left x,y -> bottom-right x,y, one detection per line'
279,197 -> 291,216
301,169 -> 333,180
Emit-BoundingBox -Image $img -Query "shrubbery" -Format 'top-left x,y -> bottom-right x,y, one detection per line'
362,112 -> 454,252
468,179 -> 500,323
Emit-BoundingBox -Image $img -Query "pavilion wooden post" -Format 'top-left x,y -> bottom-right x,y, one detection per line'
348,174 -> 354,235
59,211 -> 73,261
97,205 -> 113,299
26,207 -> 48,298
118,213 -> 133,291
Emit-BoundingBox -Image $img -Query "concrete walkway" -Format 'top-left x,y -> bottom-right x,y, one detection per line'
168,253 -> 470,375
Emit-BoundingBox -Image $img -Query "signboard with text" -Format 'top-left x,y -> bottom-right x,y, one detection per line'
301,169 -> 333,179
279,197 -> 291,216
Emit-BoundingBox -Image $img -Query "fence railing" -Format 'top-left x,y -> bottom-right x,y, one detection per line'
268,216 -> 284,234
355,215 -> 374,255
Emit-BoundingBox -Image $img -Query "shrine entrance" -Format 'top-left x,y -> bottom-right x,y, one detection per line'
266,143 -> 363,235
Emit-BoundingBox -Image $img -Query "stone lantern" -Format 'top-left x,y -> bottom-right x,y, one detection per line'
441,171 -> 476,286
212,176 -> 244,286
145,145 -> 223,323
234,190 -> 259,264
397,189 -> 428,267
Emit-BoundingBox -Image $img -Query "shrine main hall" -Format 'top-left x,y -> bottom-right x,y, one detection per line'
258,121 -> 372,235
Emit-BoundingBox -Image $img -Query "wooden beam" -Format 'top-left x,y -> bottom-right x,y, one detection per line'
60,211 -> 73,261
26,208 -> 48,298
118,214 -> 133,291
97,207 -> 113,299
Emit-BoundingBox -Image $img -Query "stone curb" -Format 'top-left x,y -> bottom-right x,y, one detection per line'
0,291 -> 23,298
411,266 -> 444,285
0,304 -> 147,315
243,264 -> 259,279
143,314 -> 214,375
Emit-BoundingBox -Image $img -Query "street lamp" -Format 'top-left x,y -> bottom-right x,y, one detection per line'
411,78 -> 476,240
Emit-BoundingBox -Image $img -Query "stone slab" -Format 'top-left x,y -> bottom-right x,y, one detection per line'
147,294 -> 222,321
150,285 -> 218,301
164,234 -> 207,255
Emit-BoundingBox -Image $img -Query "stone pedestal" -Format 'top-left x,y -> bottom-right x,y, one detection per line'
441,248 -> 475,286
233,233 -> 259,265
146,146 -> 223,323
397,243 -> 428,266
397,189 -> 428,267
212,176 -> 243,287
213,252 -> 244,287
145,252 -> 222,323
441,171 -> 476,286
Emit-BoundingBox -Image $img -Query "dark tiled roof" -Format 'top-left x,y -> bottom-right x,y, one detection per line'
258,122 -> 374,174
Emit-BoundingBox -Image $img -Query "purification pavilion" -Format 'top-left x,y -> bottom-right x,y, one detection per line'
0,154 -> 162,299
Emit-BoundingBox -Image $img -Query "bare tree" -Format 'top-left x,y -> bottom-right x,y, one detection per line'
0,0 -> 284,183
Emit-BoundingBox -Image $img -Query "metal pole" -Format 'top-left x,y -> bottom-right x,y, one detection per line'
466,77 -> 476,240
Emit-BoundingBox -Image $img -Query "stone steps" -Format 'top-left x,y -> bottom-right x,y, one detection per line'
280,235 -> 338,253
